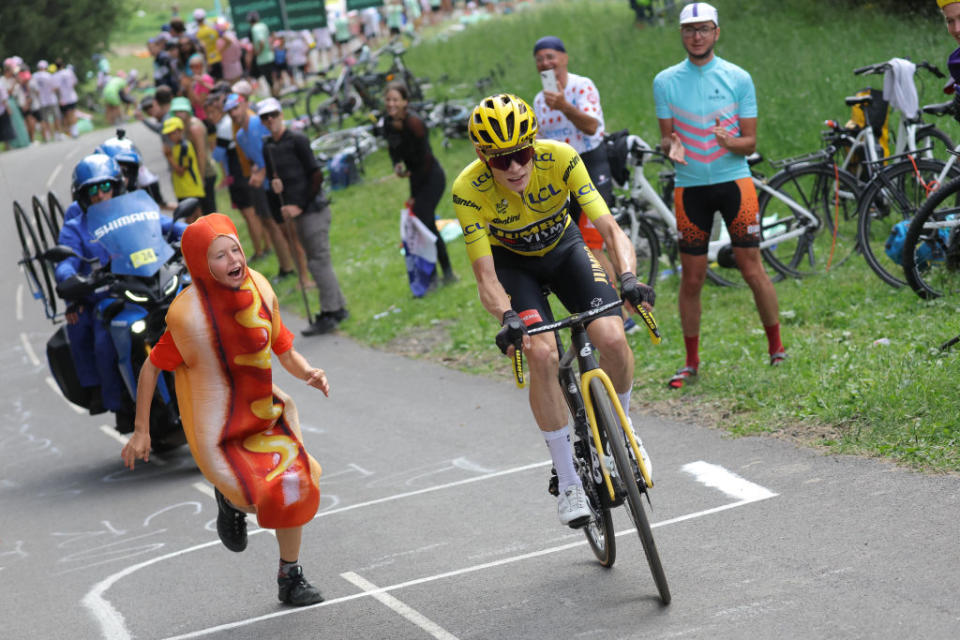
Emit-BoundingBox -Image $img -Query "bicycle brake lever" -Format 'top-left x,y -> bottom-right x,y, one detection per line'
636,306 -> 662,345
513,345 -> 525,388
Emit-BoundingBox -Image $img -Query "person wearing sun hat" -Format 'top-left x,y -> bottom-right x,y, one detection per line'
170,94 -> 216,215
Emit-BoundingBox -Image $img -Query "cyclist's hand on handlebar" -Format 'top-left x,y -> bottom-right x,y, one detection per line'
620,272 -> 655,312
496,309 -> 529,356
57,274 -> 97,301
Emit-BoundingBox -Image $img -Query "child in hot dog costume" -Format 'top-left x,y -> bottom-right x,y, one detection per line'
122,213 -> 327,606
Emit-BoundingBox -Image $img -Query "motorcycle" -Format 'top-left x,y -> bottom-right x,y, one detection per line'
37,191 -> 197,451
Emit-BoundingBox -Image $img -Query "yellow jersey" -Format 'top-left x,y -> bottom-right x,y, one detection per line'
452,139 -> 609,263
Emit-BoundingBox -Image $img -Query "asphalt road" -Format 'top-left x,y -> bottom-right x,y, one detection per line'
2,125 -> 959,640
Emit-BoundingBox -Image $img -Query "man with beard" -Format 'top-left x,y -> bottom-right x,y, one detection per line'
653,2 -> 785,390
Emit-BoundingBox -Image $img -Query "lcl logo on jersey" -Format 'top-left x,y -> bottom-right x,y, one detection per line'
527,184 -> 562,205
472,172 -> 492,189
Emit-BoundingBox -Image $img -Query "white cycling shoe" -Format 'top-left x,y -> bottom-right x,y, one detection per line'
626,418 -> 653,482
558,484 -> 591,527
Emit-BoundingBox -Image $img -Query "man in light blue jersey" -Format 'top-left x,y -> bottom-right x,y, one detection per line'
653,2 -> 785,389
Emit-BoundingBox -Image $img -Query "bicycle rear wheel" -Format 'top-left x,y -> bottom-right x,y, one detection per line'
32,195 -> 56,253
589,378 -> 670,604
857,158 -> 959,287
916,126 -> 955,164
902,175 -> 960,299
15,201 -> 58,319
760,163 -> 861,276
47,191 -> 64,237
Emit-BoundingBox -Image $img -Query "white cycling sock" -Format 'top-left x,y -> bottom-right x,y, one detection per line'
544,425 -> 580,491
618,390 -> 632,418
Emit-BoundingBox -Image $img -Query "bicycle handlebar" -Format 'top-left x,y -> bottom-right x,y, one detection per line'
854,60 -> 945,79
510,299 -> 661,388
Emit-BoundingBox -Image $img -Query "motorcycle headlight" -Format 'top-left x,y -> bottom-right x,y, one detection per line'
163,274 -> 179,297
131,319 -> 147,334
124,289 -> 150,303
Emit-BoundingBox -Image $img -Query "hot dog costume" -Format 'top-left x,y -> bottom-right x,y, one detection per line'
150,214 -> 321,528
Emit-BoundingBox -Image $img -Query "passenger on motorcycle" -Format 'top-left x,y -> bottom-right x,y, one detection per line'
54,154 -> 186,431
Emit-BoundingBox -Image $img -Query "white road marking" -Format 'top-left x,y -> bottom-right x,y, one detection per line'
341,571 -> 462,640
191,482 -> 214,498
89,462 -> 778,640
46,163 -> 63,190
45,376 -> 86,414
22,333 -> 40,366
682,461 -> 778,501
16,283 -> 23,321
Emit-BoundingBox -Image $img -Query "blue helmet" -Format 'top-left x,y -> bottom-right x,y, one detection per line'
72,154 -> 124,210
96,134 -> 142,189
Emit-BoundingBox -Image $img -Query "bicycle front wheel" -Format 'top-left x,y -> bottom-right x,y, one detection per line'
903,175 -> 960,299
857,158 -> 959,287
579,453 -> 616,568
760,163 -> 862,276
589,378 -> 670,604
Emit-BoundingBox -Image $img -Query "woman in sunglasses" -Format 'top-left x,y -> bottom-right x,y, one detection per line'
382,81 -> 457,288
451,93 -> 656,528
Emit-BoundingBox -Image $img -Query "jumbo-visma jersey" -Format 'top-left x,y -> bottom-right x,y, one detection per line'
452,139 -> 609,263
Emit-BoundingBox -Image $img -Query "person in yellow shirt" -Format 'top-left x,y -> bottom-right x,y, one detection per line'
163,116 -> 205,207
194,9 -> 224,79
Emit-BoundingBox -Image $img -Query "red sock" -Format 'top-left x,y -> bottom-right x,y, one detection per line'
764,323 -> 784,355
684,335 -> 700,369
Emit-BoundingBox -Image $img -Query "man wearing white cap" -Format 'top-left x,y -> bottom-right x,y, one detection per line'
259,97 -> 349,336
653,2 -> 785,389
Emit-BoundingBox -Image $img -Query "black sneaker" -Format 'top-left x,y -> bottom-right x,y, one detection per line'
328,308 -> 350,323
278,565 -> 325,606
301,314 -> 339,336
214,488 -> 248,552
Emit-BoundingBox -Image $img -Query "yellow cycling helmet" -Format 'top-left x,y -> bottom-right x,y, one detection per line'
939,0 -> 959,8
468,93 -> 538,154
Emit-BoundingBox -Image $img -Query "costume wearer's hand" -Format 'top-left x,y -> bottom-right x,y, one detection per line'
121,431 -> 151,470
304,368 -> 329,396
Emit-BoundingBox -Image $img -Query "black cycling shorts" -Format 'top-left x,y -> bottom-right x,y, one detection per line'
492,223 -> 620,329
675,176 -> 759,255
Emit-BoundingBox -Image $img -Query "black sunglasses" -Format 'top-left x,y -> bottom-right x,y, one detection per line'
485,145 -> 535,171
260,111 -> 282,121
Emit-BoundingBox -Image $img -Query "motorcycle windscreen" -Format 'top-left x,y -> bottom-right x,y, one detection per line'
86,190 -> 176,277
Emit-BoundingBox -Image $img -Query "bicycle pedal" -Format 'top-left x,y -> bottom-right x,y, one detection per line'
567,515 -> 590,530
547,469 -> 559,497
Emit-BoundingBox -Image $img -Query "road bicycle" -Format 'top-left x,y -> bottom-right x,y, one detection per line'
827,61 -> 953,182
14,200 -> 59,320
511,297 -> 670,604
902,171 -> 960,299
611,135 -> 861,287
854,151 -> 960,287
305,61 -> 384,133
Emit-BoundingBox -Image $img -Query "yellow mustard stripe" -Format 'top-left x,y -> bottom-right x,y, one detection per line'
250,395 -> 282,421
233,279 -> 273,370
242,431 -> 300,482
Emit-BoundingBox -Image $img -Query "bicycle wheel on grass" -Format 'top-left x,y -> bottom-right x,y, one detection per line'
903,175 -> 960,299
760,163 -> 862,277
916,126 -> 955,164
857,158 -> 959,287
15,201 -> 58,319
589,378 -> 670,604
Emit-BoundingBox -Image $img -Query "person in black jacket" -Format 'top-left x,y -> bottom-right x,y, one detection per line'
260,98 -> 349,336
383,82 -> 457,287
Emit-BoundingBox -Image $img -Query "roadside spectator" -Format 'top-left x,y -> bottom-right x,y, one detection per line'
151,35 -> 181,89
31,60 -> 58,141
102,72 -> 135,125
226,91 -> 296,278
182,53 -> 214,120
207,92 -> 269,259
15,68 -> 36,143
383,82 -> 457,287
216,19 -> 246,84
333,11 -> 352,59
53,59 -> 80,138
169,95 -> 217,215
312,24 -> 334,71
272,35 -> 291,91
162,116 -> 205,208
193,8 -> 223,79
0,78 -> 14,151
249,11 -> 277,95
362,6 -> 383,45
285,31 -> 310,88
386,1 -> 405,38
260,97 -> 350,335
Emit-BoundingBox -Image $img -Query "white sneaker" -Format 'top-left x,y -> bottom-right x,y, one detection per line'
558,484 -> 591,526
626,418 -> 653,482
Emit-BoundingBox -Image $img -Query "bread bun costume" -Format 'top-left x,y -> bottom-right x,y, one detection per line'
150,214 -> 321,528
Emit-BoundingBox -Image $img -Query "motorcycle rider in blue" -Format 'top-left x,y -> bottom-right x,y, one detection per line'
54,154 -> 187,430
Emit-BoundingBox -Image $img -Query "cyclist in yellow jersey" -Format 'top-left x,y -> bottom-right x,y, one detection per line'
452,94 -> 656,527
